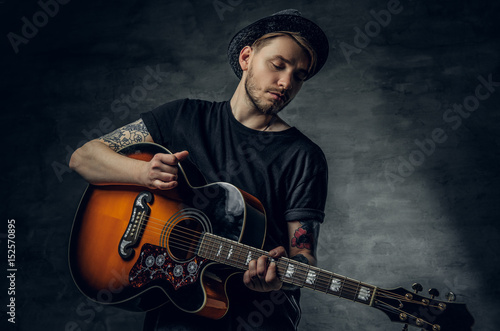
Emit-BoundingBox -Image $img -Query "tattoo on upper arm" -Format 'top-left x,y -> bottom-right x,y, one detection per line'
99,119 -> 150,151
291,221 -> 320,252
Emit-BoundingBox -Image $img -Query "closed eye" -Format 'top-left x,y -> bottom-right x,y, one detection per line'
271,62 -> 285,70
294,73 -> 307,82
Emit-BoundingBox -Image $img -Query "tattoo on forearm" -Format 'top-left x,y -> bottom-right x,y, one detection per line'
291,221 -> 319,252
99,119 -> 150,151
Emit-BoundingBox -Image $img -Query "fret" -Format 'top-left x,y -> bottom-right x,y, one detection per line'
209,236 -> 218,261
227,244 -> 234,260
237,242 -> 248,269
200,233 -> 377,307
299,264 -> 308,287
209,235 -> 217,260
217,237 -> 225,262
245,250 -> 252,266
339,275 -> 347,299
357,286 -> 371,302
284,260 -> 296,279
354,281 -> 361,302
198,233 -> 210,260
200,233 -> 377,308
239,244 -> 251,269
220,238 -> 229,264
223,238 -> 235,267
337,278 -> 356,301
329,276 -> 342,294
305,267 -> 318,288
324,273 -> 332,294
216,242 -> 223,258
319,268 -> 337,292
211,235 -> 221,262
235,242 -> 244,269
203,233 -> 221,262
281,259 -> 306,288
369,287 -> 378,307
209,235 -> 216,259
197,232 -> 207,258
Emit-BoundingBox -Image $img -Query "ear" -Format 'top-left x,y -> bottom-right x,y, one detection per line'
239,46 -> 252,72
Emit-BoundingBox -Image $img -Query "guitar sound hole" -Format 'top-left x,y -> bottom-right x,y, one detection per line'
168,218 -> 203,261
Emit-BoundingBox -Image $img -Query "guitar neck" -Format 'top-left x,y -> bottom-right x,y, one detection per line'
198,233 -> 377,306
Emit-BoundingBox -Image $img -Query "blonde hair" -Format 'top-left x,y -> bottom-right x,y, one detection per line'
251,31 -> 317,80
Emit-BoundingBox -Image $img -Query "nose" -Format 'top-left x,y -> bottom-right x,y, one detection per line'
278,73 -> 293,91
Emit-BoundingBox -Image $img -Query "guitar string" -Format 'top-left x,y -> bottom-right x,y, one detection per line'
199,236 -> 424,306
113,215 -> 427,305
140,231 -> 417,305
136,228 -> 385,299
125,216 -> 417,303
203,235 -> 417,303
136,229 -> 420,305
373,300 -> 435,328
149,237 -> 435,315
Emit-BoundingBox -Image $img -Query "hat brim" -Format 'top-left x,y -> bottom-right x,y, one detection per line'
227,13 -> 329,80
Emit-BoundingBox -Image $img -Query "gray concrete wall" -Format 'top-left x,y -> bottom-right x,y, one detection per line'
1,0 -> 499,330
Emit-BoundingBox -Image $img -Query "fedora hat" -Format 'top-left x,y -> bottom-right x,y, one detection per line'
227,9 -> 329,80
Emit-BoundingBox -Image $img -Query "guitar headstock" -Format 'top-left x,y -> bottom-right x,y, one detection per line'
373,284 -> 474,330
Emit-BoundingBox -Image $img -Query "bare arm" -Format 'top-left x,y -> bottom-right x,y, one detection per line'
287,220 -> 320,266
69,119 -> 188,189
242,220 -> 320,292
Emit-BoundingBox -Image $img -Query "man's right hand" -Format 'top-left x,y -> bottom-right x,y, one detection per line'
142,151 -> 189,190
71,119 -> 191,188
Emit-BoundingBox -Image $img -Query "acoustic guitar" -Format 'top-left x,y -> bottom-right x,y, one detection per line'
69,142 -> 474,330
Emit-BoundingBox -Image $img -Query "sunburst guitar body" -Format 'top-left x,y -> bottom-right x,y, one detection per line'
69,142 -> 266,319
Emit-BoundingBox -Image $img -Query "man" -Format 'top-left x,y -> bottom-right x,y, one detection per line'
70,9 -> 329,331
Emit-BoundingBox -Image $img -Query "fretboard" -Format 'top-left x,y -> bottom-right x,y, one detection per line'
198,233 -> 377,306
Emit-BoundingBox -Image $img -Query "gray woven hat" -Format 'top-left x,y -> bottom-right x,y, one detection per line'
227,9 -> 329,80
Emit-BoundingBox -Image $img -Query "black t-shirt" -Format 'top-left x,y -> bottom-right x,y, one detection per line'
141,98 -> 328,253
140,99 -> 328,330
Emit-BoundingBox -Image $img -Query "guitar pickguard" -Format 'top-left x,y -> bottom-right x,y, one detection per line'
129,244 -> 209,290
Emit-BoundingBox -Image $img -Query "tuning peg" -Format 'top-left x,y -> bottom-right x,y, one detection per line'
412,283 -> 423,293
428,288 -> 440,299
446,291 -> 456,302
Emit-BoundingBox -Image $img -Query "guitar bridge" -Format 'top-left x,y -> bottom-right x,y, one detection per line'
118,191 -> 153,260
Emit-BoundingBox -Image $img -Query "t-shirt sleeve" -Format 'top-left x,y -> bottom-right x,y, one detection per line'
140,98 -> 187,146
283,151 -> 328,223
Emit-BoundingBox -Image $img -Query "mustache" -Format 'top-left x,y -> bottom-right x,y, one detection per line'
269,89 -> 289,101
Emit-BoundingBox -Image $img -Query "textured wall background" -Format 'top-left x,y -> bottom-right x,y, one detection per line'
1,0 -> 499,330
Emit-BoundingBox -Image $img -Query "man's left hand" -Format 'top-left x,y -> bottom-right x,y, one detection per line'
243,246 -> 286,292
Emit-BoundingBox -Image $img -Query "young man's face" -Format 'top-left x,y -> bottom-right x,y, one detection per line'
243,35 -> 311,115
